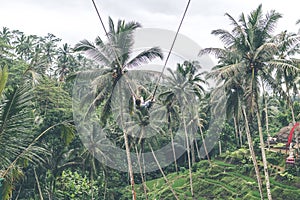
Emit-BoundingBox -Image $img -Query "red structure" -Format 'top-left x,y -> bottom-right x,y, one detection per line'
287,122 -> 299,148
286,122 -> 299,165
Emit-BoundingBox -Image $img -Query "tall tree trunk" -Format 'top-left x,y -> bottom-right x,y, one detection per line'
242,107 -> 264,200
219,140 -> 222,155
233,115 -> 240,147
149,145 -> 179,200
286,84 -> 299,153
135,145 -> 148,200
169,112 -> 178,173
239,124 -> 243,147
124,131 -> 136,200
191,137 -> 196,165
285,73 -> 296,124
256,103 -> 272,200
118,84 -> 136,200
183,115 -> 193,197
34,168 -> 44,200
262,82 -> 270,150
198,122 -> 211,164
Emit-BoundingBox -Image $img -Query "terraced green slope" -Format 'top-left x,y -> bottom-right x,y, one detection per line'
120,159 -> 300,200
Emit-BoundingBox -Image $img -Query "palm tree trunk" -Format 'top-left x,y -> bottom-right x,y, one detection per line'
239,125 -> 243,147
199,125 -> 211,164
34,167 -> 44,200
103,170 -> 107,200
118,84 -> 136,200
242,107 -> 264,200
233,115 -> 240,147
285,74 -> 296,124
135,146 -> 148,200
262,82 -> 270,150
256,104 -> 272,200
149,145 -> 179,200
124,131 -> 136,200
286,86 -> 299,152
191,137 -> 196,165
183,116 -> 193,196
169,113 -> 178,173
219,140 -> 222,155
135,127 -> 148,200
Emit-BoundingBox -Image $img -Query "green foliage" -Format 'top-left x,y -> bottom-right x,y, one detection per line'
0,65 -> 8,96
1,4 -> 300,199
56,170 -> 100,199
0,84 -> 48,199
121,158 -> 300,200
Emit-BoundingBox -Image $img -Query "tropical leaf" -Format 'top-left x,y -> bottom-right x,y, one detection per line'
0,66 -> 8,96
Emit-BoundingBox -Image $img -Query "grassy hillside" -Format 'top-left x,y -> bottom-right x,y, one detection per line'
120,149 -> 300,200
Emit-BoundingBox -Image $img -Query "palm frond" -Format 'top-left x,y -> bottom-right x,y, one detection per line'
253,42 -> 277,60
0,65 -> 8,96
126,47 -> 163,68
207,62 -> 245,80
261,9 -> 282,35
199,47 -> 227,58
73,39 -> 95,52
248,4 -> 263,28
268,59 -> 300,73
108,17 -> 116,34
0,84 -> 49,178
211,29 -> 236,46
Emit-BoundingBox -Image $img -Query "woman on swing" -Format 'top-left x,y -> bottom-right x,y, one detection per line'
134,86 -> 155,110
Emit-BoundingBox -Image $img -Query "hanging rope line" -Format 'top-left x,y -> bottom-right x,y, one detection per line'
92,0 -> 140,100
151,0 -> 192,100
91,0 -> 109,36
92,0 -> 127,74
91,0 -> 192,101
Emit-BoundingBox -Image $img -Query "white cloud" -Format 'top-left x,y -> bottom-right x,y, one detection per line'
0,0 -> 299,48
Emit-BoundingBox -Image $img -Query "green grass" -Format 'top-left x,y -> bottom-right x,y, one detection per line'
120,159 -> 300,200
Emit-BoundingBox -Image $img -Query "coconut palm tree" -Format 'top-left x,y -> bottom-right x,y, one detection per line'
74,17 -> 163,200
203,47 -> 266,198
0,82 -> 47,199
158,61 -> 207,197
199,5 -> 293,199
74,17 -> 163,124
272,30 -> 300,124
0,27 -> 12,45
56,43 -> 77,82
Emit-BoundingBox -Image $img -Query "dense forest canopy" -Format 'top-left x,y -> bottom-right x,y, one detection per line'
0,4 -> 300,200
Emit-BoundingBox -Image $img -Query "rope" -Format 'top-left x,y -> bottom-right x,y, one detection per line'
92,0 -> 142,101
151,0 -> 192,100
91,0 -> 109,36
91,0 -> 192,101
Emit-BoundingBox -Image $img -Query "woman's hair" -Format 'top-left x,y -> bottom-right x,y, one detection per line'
135,98 -> 141,106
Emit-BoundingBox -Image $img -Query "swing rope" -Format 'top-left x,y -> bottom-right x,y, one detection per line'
91,0 -> 109,37
151,0 -> 192,100
91,0 -> 192,101
92,0 -> 143,100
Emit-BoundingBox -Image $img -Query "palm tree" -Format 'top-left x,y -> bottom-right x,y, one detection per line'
40,33 -> 61,74
158,61 -> 207,197
0,28 -> 14,67
56,43 -> 76,82
199,5 -> 292,200
0,27 -> 12,45
74,17 -> 163,124
242,106 -> 264,200
74,17 -> 163,200
0,82 -> 48,199
272,30 -> 300,124
203,47 -> 265,198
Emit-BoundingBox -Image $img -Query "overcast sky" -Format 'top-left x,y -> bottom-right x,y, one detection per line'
1,0 -> 299,49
